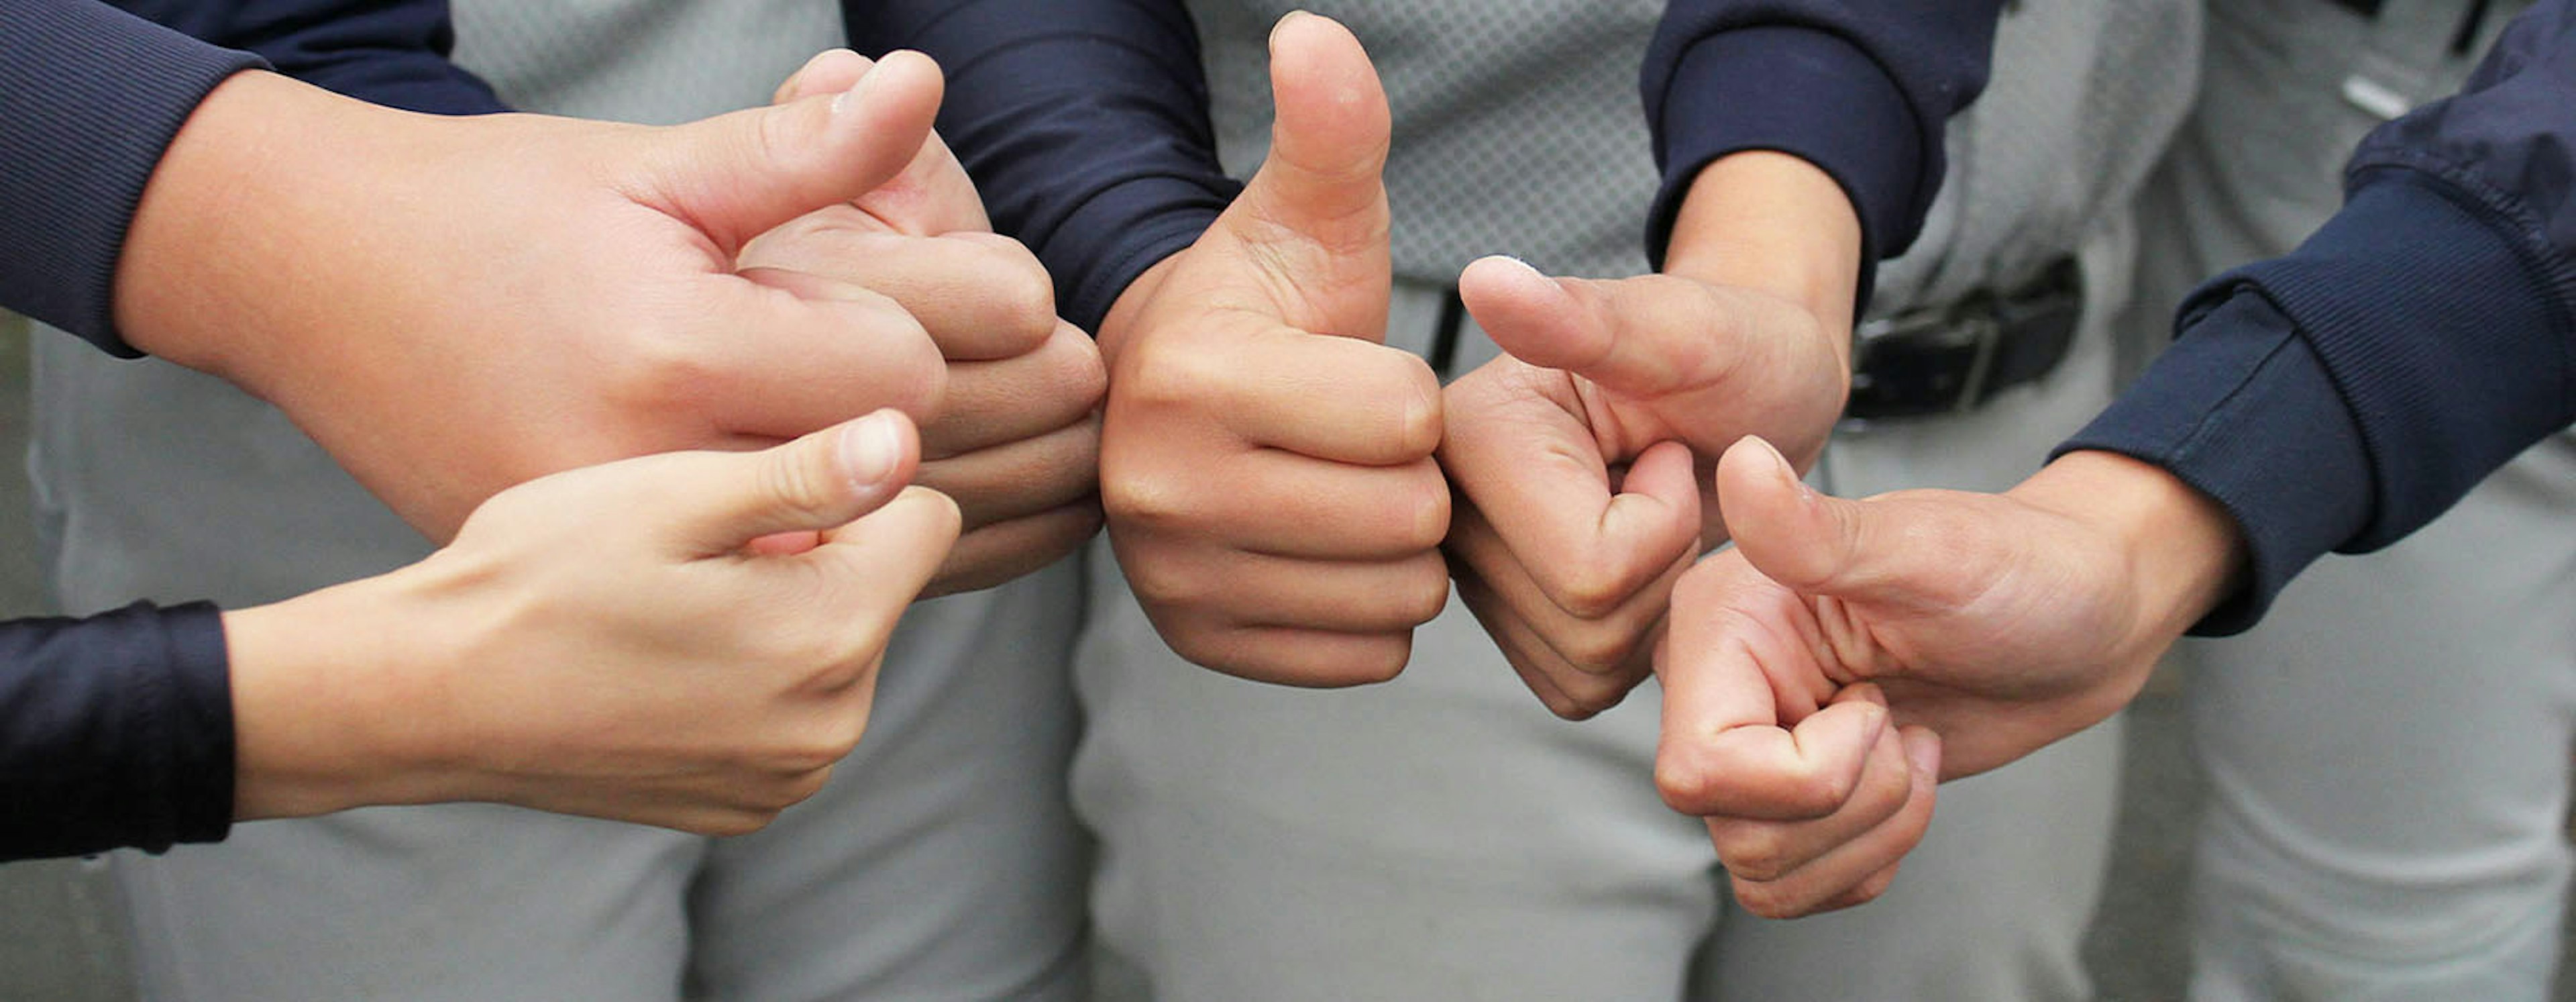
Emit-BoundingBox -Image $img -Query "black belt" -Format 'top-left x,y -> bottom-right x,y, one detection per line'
1843,256 -> 2082,423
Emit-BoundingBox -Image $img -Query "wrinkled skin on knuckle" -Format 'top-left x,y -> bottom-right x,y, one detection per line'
1099,465 -> 1209,539
1713,828 -> 1795,883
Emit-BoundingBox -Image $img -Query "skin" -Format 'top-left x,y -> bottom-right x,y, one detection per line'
81,56 -> 1003,836
744,50 -> 1106,595
1093,12 -> 1448,686
1440,152 -> 1862,719
1654,438 -> 2243,917
116,58 -> 956,541
225,411 -> 957,835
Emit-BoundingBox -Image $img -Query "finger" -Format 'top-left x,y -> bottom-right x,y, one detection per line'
1194,332 -> 1438,464
922,503 -> 1104,597
1110,450 -> 1446,560
663,409 -> 920,554
740,229 -> 1055,362
1705,693 -> 1915,881
1163,622 -> 1417,689
1123,548 -> 1450,636
1456,570 -> 1654,719
924,328 -> 1104,456
1222,11 -> 1392,340
1461,256 -> 1805,401
703,266 -> 947,430
1656,562 -> 1890,820
800,484 -> 965,609
1446,497 -> 1686,677
1717,435 -> 1905,599
1443,402 -> 1701,618
914,417 -> 1100,529
1726,725 -> 1941,919
647,50 -> 945,255
773,48 -> 875,104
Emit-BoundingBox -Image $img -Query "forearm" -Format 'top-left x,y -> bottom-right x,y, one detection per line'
0,603 -> 233,862
221,574 -> 453,821
847,0 -> 1236,332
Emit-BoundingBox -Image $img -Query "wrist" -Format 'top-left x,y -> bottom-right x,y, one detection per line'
222,566 -> 464,819
1096,252 -> 1184,364
2008,450 -> 2247,642
1660,151 -> 1862,358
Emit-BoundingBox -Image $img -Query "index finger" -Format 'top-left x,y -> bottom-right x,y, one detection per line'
1654,554 -> 1886,821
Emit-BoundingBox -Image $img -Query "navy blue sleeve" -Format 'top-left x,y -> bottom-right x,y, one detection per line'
2,602 -> 233,862
2060,0 -> 2576,634
0,0 -> 264,355
1641,2 -> 2004,305
845,0 -> 1237,334
113,0 -> 506,115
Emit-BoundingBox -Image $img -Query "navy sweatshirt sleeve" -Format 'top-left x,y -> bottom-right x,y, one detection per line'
112,0 -> 506,115
2,603 -> 233,861
1641,1 -> 2006,303
2060,0 -> 2576,634
845,0 -> 1237,334
0,0 -> 264,356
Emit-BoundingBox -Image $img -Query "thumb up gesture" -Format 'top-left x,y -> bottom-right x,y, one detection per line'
1095,12 -> 1447,687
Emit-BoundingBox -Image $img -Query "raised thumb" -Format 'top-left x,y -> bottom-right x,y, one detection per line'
1222,11 -> 1391,337
1715,436 -> 1882,598
645,51 -> 945,256
672,409 -> 923,554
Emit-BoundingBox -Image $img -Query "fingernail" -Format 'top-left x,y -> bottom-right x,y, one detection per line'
839,411 -> 902,487
830,60 -> 884,117
1272,10 -> 1313,48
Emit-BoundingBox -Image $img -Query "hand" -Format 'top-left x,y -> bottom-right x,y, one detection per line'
1093,12 -> 1445,686
741,51 -> 1106,595
223,410 -> 961,836
1653,438 -> 2242,917
1440,153 -> 1858,717
116,57 -> 956,540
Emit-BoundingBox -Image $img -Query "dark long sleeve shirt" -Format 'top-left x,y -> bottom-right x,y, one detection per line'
2062,0 -> 2576,634
0,0 -> 488,862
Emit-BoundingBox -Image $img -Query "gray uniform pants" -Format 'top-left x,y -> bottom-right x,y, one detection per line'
26,3 -> 1091,997
2133,1 -> 2576,998
1076,218 -> 2138,1000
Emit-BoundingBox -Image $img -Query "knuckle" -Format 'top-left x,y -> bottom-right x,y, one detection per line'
1099,466 -> 1205,535
1732,880 -> 1812,921
1118,342 -> 1225,411
1121,558 -> 1214,613
1714,830 -> 1792,883
602,334 -> 716,413
1558,623 -> 1642,674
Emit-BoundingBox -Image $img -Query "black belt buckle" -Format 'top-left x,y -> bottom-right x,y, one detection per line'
1841,257 -> 2082,425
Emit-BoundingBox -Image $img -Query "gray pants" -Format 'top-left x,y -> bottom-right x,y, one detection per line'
26,3 -> 1093,997
2136,1 -> 2576,997
1075,230 -> 2139,1000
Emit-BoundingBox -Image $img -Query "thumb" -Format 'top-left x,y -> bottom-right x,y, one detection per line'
667,409 -> 922,554
1716,436 -> 1899,600
1222,11 -> 1392,338
1461,256 -> 1760,400
645,50 -> 945,255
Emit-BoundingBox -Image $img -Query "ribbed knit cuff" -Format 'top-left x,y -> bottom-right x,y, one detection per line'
1643,26 -> 1921,311
0,0 -> 265,356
